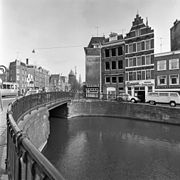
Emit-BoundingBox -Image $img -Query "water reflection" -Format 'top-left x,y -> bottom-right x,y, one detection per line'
43,117 -> 180,180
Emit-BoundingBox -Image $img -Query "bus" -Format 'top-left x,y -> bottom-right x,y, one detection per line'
0,82 -> 19,97
146,91 -> 180,107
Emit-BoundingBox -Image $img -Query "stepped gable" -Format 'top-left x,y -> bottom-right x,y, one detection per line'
130,14 -> 146,31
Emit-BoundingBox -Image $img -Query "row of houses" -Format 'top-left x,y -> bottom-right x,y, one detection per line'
84,13 -> 180,101
0,58 -> 78,95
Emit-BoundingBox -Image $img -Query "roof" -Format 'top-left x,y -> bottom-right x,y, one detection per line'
87,37 -> 105,48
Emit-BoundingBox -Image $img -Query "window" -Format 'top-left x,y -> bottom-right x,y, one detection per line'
133,57 -> 136,66
170,93 -> 178,97
169,74 -> 179,85
133,43 -> 136,52
169,59 -> 179,70
141,41 -> 145,50
151,39 -> 154,49
105,62 -> 110,70
157,75 -> 167,85
118,46 -> 123,56
135,29 -> 140,37
125,45 -> 128,53
145,40 -> 151,50
112,61 -> 116,69
146,70 -> 151,80
148,86 -> 153,92
105,77 -> 110,83
146,55 -> 151,65
142,56 -> 145,65
125,72 -> 129,81
137,56 -> 142,66
133,71 -> 137,80
151,55 -> 154,64
125,59 -> 129,67
129,58 -> 133,67
111,48 -> 116,56
128,87 -> 132,95
129,44 -> 133,53
151,70 -> 154,79
137,71 -> 141,80
118,60 -> 123,69
159,92 -> 169,96
142,71 -> 145,80
157,60 -> 166,71
112,76 -> 117,83
137,42 -> 141,52
129,72 -> 133,81
105,49 -> 110,57
118,75 -> 123,83
16,69 -> 20,74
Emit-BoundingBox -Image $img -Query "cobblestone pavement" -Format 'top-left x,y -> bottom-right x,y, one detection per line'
0,97 -> 15,180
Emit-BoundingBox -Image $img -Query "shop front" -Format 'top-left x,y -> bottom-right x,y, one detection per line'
125,80 -> 155,102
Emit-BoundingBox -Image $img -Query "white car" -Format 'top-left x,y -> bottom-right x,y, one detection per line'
25,89 -> 39,96
117,93 -> 141,103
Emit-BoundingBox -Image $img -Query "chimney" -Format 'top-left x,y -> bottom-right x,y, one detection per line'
26,58 -> 29,65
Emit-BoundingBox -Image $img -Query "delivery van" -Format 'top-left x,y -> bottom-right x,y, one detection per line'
146,91 -> 180,107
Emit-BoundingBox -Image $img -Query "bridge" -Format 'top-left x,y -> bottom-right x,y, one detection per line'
6,92 -> 75,180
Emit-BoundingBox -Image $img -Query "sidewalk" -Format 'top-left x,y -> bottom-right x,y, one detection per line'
0,97 -> 15,180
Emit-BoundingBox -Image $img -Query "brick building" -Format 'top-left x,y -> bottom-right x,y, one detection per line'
171,20 -> 180,51
26,65 -> 50,91
84,37 -> 105,98
154,50 -> 180,92
101,32 -> 125,99
9,60 -> 27,94
124,14 -> 154,102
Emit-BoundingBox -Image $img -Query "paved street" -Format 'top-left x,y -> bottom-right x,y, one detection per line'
0,97 -> 16,180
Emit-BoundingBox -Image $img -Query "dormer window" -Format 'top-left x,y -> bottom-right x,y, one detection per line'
109,32 -> 118,42
93,44 -> 100,48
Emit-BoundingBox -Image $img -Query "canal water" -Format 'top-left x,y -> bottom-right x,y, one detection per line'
42,117 -> 180,180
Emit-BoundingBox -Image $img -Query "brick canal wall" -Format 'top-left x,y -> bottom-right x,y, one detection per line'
68,100 -> 180,125
18,107 -> 50,151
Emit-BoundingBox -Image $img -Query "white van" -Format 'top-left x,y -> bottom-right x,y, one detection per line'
146,92 -> 180,107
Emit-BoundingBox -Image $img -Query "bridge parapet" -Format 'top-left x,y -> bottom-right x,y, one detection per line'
6,92 -> 72,180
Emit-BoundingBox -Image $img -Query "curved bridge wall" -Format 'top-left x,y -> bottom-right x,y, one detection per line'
18,107 -> 50,151
69,101 -> 180,125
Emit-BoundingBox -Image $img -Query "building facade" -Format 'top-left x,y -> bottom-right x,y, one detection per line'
84,37 -> 105,98
154,50 -> 180,92
125,14 -> 154,102
101,32 -> 125,98
49,74 -> 69,92
9,60 -> 28,94
171,20 -> 180,51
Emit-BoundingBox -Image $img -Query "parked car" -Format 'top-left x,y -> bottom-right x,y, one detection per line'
25,89 -> 39,96
146,91 -> 180,107
116,93 -> 141,103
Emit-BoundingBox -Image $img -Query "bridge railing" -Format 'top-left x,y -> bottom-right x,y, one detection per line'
6,91 -> 72,180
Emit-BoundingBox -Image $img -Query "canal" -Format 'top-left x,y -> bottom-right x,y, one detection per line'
42,116 -> 180,180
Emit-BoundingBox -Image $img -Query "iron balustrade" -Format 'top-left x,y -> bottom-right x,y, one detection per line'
6,91 -> 74,180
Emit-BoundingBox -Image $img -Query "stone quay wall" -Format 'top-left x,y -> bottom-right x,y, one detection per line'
18,107 -> 50,151
68,100 -> 180,125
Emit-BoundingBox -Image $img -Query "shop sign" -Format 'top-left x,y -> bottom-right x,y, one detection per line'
126,81 -> 154,86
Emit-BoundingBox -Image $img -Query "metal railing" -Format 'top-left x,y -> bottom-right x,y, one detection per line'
6,92 -> 73,180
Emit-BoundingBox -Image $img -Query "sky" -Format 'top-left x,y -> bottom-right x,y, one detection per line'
1,0 -> 180,82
